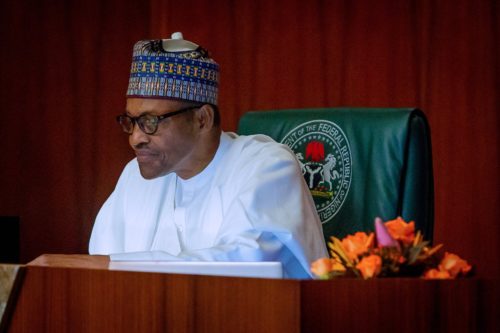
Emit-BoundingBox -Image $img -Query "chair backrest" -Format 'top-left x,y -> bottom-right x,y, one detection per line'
238,108 -> 434,242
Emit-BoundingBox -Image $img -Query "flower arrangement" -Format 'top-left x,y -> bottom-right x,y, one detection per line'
311,217 -> 472,280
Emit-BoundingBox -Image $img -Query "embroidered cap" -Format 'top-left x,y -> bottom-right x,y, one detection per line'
126,32 -> 219,105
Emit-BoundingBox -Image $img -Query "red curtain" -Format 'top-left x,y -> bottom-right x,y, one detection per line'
1,0 -> 498,277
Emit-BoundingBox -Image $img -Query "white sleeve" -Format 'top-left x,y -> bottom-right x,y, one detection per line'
88,161 -> 132,254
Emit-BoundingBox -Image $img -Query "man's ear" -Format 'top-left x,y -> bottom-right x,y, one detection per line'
195,104 -> 215,131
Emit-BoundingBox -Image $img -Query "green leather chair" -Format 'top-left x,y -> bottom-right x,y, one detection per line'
238,108 -> 434,243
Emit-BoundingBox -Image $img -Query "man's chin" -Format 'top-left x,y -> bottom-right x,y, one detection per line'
138,166 -> 163,180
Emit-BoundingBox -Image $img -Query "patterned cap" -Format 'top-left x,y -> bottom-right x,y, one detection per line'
126,32 -> 219,105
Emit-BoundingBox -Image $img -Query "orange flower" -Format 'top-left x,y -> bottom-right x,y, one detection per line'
423,268 -> 451,279
356,254 -> 382,279
385,217 -> 415,245
341,232 -> 374,261
311,258 -> 345,279
439,252 -> 472,278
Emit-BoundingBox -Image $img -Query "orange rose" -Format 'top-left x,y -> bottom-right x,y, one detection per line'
355,254 -> 382,279
439,252 -> 472,278
423,268 -> 451,279
341,232 -> 374,261
384,217 -> 415,245
311,258 -> 345,279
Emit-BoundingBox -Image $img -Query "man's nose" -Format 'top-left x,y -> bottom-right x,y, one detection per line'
129,123 -> 150,148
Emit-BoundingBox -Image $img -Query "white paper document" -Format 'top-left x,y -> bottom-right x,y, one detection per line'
108,261 -> 283,279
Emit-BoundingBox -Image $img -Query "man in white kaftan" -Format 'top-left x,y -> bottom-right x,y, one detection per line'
89,32 -> 327,278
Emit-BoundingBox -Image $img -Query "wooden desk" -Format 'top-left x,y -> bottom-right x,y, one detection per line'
7,255 -> 499,332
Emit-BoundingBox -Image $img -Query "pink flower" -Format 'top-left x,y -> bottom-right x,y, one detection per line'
374,217 -> 399,248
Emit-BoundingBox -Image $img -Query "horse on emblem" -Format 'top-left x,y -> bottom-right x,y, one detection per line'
321,153 -> 340,190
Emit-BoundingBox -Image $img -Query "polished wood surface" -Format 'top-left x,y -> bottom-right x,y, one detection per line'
27,254 -> 110,269
301,278 -> 499,332
10,255 -> 299,333
7,255 -> 499,332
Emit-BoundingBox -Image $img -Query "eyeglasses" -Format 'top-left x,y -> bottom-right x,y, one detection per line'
117,105 -> 200,135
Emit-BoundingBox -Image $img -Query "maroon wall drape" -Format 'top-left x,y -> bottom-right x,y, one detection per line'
1,0 -> 498,277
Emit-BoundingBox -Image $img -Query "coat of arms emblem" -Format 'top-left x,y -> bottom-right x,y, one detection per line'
281,120 -> 352,224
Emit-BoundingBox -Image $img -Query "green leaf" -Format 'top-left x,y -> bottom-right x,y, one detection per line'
407,241 -> 429,264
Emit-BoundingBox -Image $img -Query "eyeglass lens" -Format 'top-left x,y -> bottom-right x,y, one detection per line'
117,105 -> 201,135
118,115 -> 159,134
